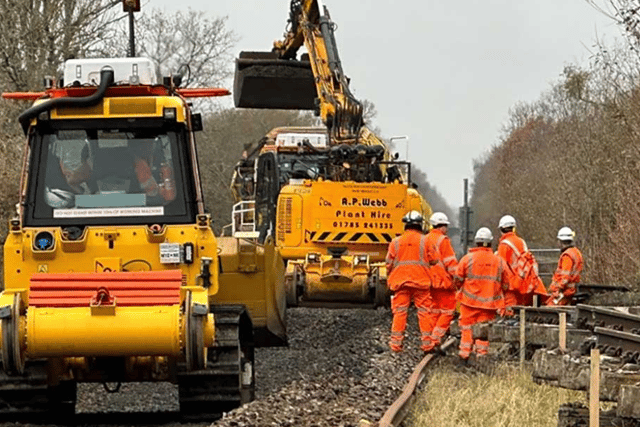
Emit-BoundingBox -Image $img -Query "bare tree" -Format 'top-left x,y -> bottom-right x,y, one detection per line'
0,0 -> 121,91
411,167 -> 455,225
198,109 -> 316,231
586,0 -> 640,49
132,9 -> 238,88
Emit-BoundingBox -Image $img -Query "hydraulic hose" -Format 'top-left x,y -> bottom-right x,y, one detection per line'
18,68 -> 115,134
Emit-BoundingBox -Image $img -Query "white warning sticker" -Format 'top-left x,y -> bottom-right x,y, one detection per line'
53,206 -> 164,218
160,243 -> 181,264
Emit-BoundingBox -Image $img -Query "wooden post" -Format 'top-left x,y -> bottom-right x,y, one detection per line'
590,348 -> 600,427
520,308 -> 526,368
533,294 -> 539,307
559,312 -> 567,352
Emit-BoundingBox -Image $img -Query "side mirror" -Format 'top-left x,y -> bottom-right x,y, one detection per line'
394,152 -> 399,160
191,113 -> 203,132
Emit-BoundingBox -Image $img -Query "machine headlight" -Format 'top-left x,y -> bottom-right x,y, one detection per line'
34,231 -> 55,251
163,107 -> 177,120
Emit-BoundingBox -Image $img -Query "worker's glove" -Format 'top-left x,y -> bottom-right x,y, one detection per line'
498,308 -> 514,317
552,290 -> 564,305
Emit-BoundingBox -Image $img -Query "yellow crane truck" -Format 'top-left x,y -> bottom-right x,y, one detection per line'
230,126 -> 430,308
0,57 -> 286,419
232,0 -> 431,307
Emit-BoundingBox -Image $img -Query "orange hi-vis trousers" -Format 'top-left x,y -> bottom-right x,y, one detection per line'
390,286 -> 434,352
458,304 -> 496,359
426,288 -> 456,349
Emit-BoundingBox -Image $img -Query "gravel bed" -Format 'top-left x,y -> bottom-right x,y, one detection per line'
213,307 -> 425,427
76,382 -> 179,413
0,307 -> 424,426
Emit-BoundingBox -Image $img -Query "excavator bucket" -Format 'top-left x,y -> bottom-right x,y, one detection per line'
234,51 -> 317,110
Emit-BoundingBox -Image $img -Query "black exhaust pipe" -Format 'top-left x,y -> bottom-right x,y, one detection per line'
18,68 -> 115,134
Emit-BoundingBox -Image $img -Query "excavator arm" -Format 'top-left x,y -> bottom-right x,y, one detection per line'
234,0 -> 363,141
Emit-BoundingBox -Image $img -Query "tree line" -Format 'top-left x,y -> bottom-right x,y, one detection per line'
471,1 -> 640,286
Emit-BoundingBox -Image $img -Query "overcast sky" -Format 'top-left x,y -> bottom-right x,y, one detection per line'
150,0 -> 618,208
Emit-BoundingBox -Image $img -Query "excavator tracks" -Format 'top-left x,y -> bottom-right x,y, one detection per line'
0,360 -> 76,421
178,306 -> 254,421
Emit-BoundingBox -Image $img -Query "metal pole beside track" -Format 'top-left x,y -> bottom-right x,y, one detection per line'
129,9 -> 136,57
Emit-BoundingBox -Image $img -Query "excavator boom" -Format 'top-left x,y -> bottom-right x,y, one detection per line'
234,0 -> 363,141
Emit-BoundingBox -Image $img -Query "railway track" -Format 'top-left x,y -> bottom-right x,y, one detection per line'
0,308 -> 430,426
359,337 -> 457,427
7,300 -> 640,426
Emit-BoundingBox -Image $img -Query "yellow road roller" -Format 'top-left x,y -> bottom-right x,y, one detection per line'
0,57 -> 286,419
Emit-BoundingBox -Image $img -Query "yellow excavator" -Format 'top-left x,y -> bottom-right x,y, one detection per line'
0,57 -> 286,419
233,0 -> 431,307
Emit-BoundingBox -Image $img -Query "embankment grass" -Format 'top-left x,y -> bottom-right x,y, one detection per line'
410,361 -> 584,427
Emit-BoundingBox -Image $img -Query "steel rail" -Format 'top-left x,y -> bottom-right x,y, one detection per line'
576,304 -> 640,332
360,337 -> 456,427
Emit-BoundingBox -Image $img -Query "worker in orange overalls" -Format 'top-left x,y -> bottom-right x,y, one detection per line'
454,227 -> 511,360
546,227 -> 584,306
497,215 -> 528,307
422,212 -> 458,352
385,210 -> 438,353
131,140 -> 176,203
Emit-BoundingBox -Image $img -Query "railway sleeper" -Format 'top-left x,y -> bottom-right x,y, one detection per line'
532,348 -> 640,405
558,403 -> 638,427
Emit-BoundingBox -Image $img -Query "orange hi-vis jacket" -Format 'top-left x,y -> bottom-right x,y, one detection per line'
550,246 -> 584,296
425,228 -> 458,289
134,157 -> 177,202
455,247 -> 511,309
498,232 -> 527,284
386,230 -> 436,291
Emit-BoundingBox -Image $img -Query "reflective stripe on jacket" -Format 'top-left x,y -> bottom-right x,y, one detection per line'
455,247 -> 510,309
425,228 -> 458,289
550,246 -> 584,296
386,230 -> 435,291
498,232 -> 527,287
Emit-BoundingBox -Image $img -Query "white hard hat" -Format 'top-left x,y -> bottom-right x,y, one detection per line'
498,215 -> 516,229
402,210 -> 423,226
429,212 -> 450,226
44,187 -> 75,208
474,227 -> 493,244
557,226 -> 575,242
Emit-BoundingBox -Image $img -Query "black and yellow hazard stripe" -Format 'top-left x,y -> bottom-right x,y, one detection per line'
306,231 -> 397,244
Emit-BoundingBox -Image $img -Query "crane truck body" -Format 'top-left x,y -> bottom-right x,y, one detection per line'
231,127 -> 429,307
